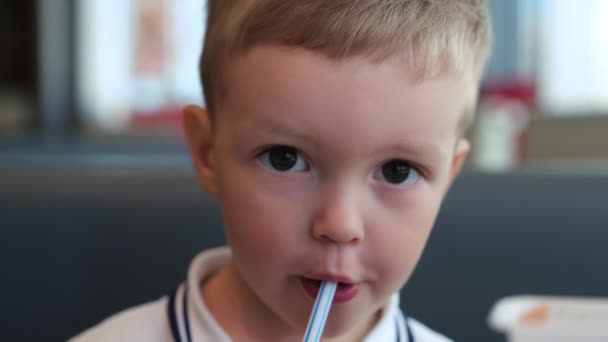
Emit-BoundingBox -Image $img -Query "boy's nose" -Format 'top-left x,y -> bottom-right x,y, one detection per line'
310,192 -> 364,245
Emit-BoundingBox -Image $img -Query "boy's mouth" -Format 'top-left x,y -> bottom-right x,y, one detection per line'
300,277 -> 360,303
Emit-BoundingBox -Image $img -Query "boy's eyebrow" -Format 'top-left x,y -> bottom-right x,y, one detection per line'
243,115 -> 322,147
371,142 -> 447,162
245,115 -> 447,162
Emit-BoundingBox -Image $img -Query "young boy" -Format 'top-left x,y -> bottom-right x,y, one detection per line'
72,0 -> 492,341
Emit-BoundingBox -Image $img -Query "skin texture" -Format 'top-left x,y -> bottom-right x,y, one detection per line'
183,45 -> 471,342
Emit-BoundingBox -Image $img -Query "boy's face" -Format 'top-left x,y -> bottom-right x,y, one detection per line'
185,46 -> 470,337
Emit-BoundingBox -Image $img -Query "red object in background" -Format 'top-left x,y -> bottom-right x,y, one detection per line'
481,78 -> 537,110
479,78 -> 537,165
129,103 -> 186,142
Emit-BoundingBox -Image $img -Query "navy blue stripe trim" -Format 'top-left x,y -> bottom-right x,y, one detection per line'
396,311 -> 415,342
403,313 -> 414,342
167,287 -> 182,342
396,316 -> 401,342
182,286 -> 192,342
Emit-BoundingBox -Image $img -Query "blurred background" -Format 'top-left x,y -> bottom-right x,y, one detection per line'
2,0 -> 608,166
1,0 -> 608,341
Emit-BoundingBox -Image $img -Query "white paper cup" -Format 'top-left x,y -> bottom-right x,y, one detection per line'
488,295 -> 608,342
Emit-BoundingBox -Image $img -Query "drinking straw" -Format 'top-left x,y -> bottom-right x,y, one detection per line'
303,280 -> 337,342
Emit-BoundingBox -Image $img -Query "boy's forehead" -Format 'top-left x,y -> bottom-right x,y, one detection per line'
228,44 -> 467,85
220,45 -> 469,142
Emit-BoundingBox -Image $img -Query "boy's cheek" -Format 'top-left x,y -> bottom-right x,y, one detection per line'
370,232 -> 430,294
221,196 -> 296,273
219,172 -> 312,243
365,202 -> 439,283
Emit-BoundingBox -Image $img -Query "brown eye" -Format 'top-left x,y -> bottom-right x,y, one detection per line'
375,159 -> 419,186
261,146 -> 307,172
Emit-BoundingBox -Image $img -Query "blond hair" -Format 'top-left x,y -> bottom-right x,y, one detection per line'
200,0 -> 492,128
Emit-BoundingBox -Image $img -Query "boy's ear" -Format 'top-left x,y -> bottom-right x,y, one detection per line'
448,138 -> 471,185
182,104 -> 219,195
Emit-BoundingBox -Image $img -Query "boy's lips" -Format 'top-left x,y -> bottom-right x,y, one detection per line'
300,276 -> 360,303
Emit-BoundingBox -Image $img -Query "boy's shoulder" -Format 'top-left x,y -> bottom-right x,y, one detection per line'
68,297 -> 170,342
68,247 -> 230,342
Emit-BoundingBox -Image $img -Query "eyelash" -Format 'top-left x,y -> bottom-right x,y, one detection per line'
400,161 -> 427,179
255,145 -> 429,180
256,145 -> 310,173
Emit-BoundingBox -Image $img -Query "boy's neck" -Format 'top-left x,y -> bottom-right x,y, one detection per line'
201,259 -> 379,342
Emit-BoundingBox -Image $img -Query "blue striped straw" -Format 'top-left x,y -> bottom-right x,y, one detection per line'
303,281 -> 337,342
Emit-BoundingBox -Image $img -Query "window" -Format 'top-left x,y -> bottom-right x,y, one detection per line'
77,0 -> 206,135
537,0 -> 608,115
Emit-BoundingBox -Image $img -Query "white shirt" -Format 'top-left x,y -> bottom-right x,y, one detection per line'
70,247 -> 452,342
